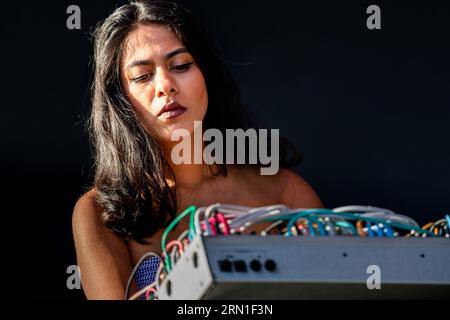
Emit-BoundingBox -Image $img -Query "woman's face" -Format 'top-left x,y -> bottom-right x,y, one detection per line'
121,24 -> 208,142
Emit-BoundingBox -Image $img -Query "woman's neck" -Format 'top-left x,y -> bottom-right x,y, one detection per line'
161,138 -> 214,190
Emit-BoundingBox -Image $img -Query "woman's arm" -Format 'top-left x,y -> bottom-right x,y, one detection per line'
72,190 -> 133,299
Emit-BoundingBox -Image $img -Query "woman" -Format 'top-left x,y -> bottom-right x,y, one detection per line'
72,0 -> 323,300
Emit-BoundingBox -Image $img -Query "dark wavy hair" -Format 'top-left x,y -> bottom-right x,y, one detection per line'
88,0 -> 302,243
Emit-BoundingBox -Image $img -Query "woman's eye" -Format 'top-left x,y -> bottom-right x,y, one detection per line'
171,62 -> 194,72
131,74 -> 152,83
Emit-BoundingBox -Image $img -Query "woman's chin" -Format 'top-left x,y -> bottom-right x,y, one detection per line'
156,120 -> 199,141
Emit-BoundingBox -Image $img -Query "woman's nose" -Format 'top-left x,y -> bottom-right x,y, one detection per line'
154,69 -> 178,98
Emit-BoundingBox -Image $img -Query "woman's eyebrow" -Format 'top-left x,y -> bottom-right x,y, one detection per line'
165,47 -> 189,60
126,47 -> 189,69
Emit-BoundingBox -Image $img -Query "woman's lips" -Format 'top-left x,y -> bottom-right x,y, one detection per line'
157,101 -> 187,120
159,107 -> 187,120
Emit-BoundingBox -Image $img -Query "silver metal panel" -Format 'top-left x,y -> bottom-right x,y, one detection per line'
158,235 -> 450,299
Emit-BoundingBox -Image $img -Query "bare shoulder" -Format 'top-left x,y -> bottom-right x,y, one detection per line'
72,188 -> 125,245
276,168 -> 324,209
231,166 -> 324,209
72,188 -> 132,299
73,188 -> 97,215
72,188 -> 102,232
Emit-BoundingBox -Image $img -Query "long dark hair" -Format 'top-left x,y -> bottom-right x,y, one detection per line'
88,0 -> 302,243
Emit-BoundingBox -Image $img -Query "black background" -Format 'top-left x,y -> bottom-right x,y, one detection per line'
1,0 -> 449,300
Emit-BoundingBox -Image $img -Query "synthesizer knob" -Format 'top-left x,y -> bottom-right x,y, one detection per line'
264,259 -> 276,272
249,259 -> 262,272
218,259 -> 232,272
233,260 -> 247,272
